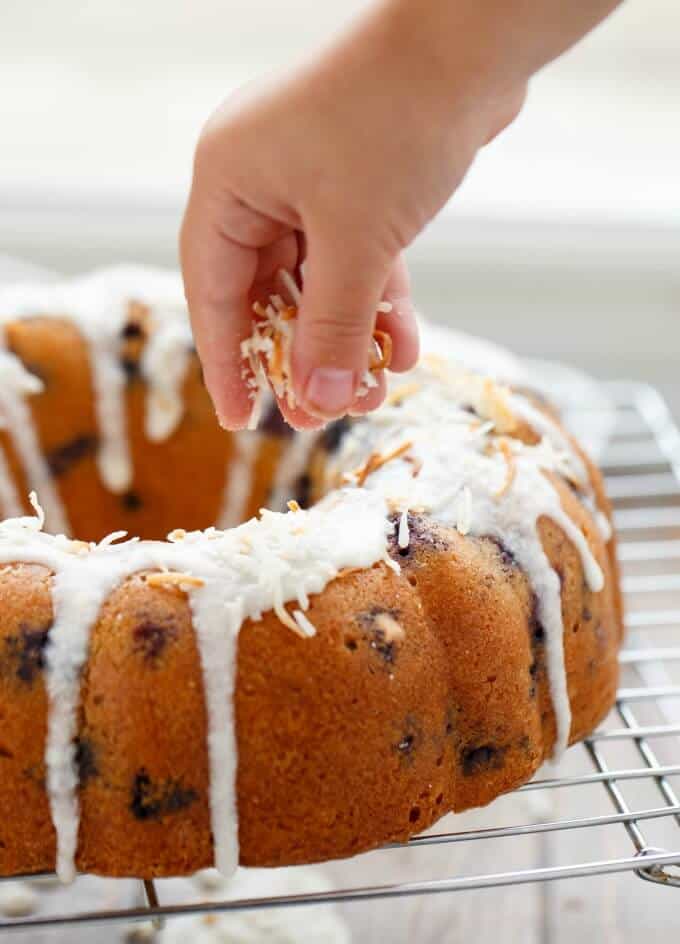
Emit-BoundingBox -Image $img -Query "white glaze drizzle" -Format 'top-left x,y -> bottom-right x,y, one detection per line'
140,308 -> 193,443
0,350 -> 69,533
0,439 -> 22,520
217,431 -> 261,528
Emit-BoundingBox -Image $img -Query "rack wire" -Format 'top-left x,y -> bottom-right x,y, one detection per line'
1,379 -> 679,935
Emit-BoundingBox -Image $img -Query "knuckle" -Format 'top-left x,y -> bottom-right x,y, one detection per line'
303,314 -> 372,356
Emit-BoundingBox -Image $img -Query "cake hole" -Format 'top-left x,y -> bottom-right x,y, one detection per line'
344,637 -> 358,652
435,793 -> 444,805
0,744 -> 13,759
436,755 -> 443,767
407,575 -> 418,587
409,806 -> 421,824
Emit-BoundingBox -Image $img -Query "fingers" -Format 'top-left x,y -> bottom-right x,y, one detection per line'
376,254 -> 419,373
180,201 -> 255,429
180,167 -> 290,429
291,226 -> 392,421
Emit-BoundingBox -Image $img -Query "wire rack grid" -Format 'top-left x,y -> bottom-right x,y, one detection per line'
1,379 -> 679,935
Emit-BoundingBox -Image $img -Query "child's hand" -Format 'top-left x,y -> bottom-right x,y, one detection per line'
180,0 -> 618,430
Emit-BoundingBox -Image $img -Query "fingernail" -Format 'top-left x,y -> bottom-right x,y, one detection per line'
303,367 -> 357,418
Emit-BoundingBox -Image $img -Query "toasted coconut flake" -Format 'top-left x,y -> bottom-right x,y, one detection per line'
147,571 -> 205,590
494,438 -> 517,499
374,611 -> 405,642
287,499 -> 301,512
350,440 -> 414,487
167,528 -> 186,542
370,330 -> 393,372
243,273 -> 397,424
477,379 -> 517,435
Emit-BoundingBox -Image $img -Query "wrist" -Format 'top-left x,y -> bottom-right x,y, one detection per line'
337,0 -> 528,149
376,0 -> 528,101
379,0 -> 622,92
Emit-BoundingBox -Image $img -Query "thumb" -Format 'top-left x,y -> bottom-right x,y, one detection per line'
292,228 -> 393,420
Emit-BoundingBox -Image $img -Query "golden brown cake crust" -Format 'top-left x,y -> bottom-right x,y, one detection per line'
0,504 -> 619,877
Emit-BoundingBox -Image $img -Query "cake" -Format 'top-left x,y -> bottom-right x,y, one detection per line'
0,267 -> 622,882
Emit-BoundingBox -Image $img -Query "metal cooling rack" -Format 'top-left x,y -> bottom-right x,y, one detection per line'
1,380 -> 679,935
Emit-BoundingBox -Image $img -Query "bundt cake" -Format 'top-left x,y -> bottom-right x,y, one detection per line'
0,266 -> 622,883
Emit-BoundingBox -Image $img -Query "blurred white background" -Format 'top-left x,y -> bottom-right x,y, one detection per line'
0,0 -> 678,393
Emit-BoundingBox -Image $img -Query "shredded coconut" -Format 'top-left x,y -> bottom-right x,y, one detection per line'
293,609 -> 317,638
398,508 -> 410,550
240,271 -> 397,427
455,486 -> 473,535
